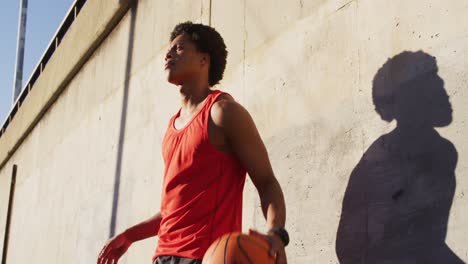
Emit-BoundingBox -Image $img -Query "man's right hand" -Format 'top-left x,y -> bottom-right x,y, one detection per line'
97,212 -> 162,263
97,233 -> 132,264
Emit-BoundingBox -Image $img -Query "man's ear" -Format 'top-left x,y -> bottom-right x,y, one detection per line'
200,53 -> 210,67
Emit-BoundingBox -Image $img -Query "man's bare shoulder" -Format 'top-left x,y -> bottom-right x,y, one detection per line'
211,93 -> 249,127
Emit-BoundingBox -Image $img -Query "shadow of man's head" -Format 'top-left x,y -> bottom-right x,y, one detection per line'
372,51 -> 452,128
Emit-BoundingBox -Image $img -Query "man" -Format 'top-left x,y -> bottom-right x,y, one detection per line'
97,22 -> 288,264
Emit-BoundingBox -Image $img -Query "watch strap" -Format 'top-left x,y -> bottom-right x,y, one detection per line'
269,227 -> 290,247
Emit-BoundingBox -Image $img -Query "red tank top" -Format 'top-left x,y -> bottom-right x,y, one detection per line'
153,90 -> 247,261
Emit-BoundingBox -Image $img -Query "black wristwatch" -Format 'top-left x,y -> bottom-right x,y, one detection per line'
269,227 -> 290,247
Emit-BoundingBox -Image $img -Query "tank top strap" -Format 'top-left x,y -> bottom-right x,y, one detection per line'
205,89 -> 225,110
199,89 -> 228,126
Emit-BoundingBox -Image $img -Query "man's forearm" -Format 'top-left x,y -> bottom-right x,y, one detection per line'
123,212 -> 162,242
258,178 -> 286,230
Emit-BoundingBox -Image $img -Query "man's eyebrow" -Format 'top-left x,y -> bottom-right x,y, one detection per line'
169,41 -> 183,48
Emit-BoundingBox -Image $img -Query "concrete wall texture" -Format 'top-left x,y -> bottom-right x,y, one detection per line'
1,0 -> 467,263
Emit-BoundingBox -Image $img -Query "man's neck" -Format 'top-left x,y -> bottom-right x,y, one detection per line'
177,80 -> 211,115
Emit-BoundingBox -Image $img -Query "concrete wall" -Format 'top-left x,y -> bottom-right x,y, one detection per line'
1,0 -> 467,263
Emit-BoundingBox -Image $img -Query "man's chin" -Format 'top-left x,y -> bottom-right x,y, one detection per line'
166,76 -> 181,86
166,73 -> 176,84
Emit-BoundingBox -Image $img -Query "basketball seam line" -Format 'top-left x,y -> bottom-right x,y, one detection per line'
224,233 -> 232,264
237,235 -> 254,264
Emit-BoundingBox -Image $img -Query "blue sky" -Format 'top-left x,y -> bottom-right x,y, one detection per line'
0,0 -> 74,124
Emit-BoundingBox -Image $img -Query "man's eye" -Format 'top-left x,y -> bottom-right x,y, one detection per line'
177,46 -> 184,50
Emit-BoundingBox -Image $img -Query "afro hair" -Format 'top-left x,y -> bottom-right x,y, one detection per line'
170,22 -> 228,86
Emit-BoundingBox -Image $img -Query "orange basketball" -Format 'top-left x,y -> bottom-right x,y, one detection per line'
203,232 -> 275,264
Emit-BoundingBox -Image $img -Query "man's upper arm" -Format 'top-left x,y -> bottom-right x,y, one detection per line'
212,100 -> 275,190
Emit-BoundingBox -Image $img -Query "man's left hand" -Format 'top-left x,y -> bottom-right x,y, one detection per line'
249,229 -> 287,264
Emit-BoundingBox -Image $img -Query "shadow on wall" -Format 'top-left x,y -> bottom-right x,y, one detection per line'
109,1 -> 138,238
336,51 -> 464,263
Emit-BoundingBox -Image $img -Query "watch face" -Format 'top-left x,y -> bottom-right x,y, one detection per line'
271,227 -> 289,246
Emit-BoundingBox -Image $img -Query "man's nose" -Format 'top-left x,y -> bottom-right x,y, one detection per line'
165,49 -> 173,61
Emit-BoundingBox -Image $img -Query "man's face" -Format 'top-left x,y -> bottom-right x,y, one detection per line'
165,33 -> 207,85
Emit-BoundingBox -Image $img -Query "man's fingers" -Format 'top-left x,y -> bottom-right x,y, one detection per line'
280,254 -> 288,264
276,249 -> 287,264
101,242 -> 117,261
268,239 -> 277,257
102,253 -> 116,264
98,247 -> 105,263
248,229 -> 287,262
270,247 -> 276,257
98,236 -> 128,264
98,250 -> 107,263
111,256 -> 119,264
99,245 -> 109,258
98,253 -> 108,264
98,245 -> 114,264
98,252 -> 105,264
249,229 -> 276,257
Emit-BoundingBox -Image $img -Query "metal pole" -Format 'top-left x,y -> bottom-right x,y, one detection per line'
12,0 -> 28,104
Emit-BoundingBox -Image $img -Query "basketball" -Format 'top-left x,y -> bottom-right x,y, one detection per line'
203,232 -> 276,264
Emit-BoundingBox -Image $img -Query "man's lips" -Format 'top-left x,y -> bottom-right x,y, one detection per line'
165,61 -> 174,69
